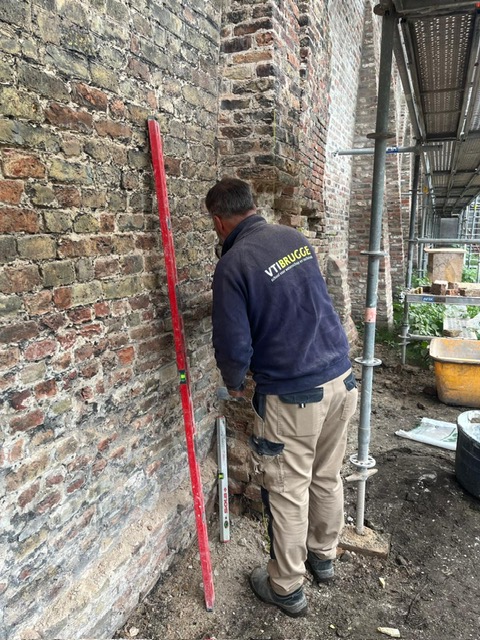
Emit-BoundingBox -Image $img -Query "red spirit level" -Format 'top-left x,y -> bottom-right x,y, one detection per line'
147,117 -> 214,611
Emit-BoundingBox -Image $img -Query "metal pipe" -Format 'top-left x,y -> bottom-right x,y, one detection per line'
351,3 -> 397,536
401,154 -> 421,367
406,154 -> 421,289
335,144 -> 441,156
416,237 -> 480,244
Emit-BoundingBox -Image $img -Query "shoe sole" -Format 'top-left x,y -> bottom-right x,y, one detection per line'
249,576 -> 308,618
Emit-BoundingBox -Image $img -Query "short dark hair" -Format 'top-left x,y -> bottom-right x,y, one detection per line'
205,177 -> 255,218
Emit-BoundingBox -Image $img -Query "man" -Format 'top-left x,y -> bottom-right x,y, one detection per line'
205,177 -> 358,618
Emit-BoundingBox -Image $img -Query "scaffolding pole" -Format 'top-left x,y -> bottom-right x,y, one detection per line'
351,2 -> 396,536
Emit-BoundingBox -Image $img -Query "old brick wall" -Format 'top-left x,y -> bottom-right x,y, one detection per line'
348,1 -> 411,327
1,0 -> 414,637
0,1 -> 222,638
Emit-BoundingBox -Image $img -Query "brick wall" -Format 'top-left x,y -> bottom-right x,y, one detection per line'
0,2 -> 221,638
348,1 -> 411,327
1,1 -> 414,637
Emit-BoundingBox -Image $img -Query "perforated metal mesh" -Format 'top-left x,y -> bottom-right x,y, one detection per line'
396,2 -> 480,216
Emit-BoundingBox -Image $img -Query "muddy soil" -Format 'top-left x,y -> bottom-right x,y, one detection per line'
115,344 -> 480,640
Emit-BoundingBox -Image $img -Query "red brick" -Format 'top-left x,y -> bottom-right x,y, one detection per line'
80,361 -> 99,378
41,313 -> 67,332
77,323 -> 102,337
74,344 -> 94,362
67,476 -> 85,494
55,186 -> 81,208
36,491 -> 61,513
45,102 -> 93,132
53,287 -> 73,310
117,346 -> 135,365
127,57 -> 150,81
72,83 -> 108,110
0,179 -> 24,204
110,446 -> 126,460
24,290 -> 53,316
94,119 -> 132,140
18,482 -> 40,508
0,264 -> 41,293
46,473 -> 64,486
24,339 -> 57,361
0,321 -> 39,344
10,409 -> 44,433
94,301 -> 110,317
80,386 -> 94,401
57,331 -> 76,349
92,458 -> 107,475
67,307 -> 93,324
10,390 -> 32,410
67,455 -> 91,473
97,434 -> 118,451
0,207 -> 39,233
9,438 -> 24,463
35,379 -> 57,398
2,150 -> 46,178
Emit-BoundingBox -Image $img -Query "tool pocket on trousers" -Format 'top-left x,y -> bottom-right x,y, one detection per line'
341,372 -> 358,421
249,436 -> 285,493
276,389 -> 325,437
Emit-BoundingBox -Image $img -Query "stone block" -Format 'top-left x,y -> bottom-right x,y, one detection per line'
425,248 -> 466,283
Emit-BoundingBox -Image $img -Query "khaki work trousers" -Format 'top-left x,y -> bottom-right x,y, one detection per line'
251,369 -> 358,596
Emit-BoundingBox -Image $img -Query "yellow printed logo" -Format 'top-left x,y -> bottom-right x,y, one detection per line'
264,245 -> 312,281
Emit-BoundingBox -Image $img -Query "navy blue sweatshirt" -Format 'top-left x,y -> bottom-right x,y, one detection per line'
212,215 -> 351,394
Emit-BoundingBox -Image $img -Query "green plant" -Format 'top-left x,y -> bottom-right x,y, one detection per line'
462,266 -> 479,283
408,303 -> 445,337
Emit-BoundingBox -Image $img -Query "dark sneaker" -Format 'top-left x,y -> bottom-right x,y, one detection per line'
249,566 -> 308,618
306,550 -> 334,583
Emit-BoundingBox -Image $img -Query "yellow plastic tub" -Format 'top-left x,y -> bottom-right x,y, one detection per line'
429,338 -> 480,408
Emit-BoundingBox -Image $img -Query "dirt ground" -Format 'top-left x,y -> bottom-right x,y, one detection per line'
115,343 -> 480,640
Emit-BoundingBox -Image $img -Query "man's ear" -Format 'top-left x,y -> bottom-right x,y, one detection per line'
213,215 -> 225,239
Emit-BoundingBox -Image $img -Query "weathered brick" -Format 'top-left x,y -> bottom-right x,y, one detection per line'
18,62 -> 69,101
2,150 -> 46,179
54,186 -> 81,208
0,265 -> 41,294
0,294 -> 23,316
24,339 -> 57,361
0,87 -> 42,121
0,321 -> 38,344
1,0 -> 28,26
36,491 -> 62,514
35,378 -> 57,399
18,482 -> 41,508
31,185 -> 55,206
43,210 -> 74,233
45,103 -> 94,132
90,62 -> 120,92
10,409 -> 45,433
24,290 -> 53,315
45,44 -> 90,81
94,119 -> 132,140
0,344 -> 21,370
73,214 -> 100,233
0,180 -> 23,204
72,83 -> 108,111
61,25 -> 96,56
10,389 -> 32,411
0,237 -> 17,264
17,236 -> 57,260
49,159 -> 93,184
0,207 -> 39,233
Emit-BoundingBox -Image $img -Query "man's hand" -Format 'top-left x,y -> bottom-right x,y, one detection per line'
227,389 -> 246,399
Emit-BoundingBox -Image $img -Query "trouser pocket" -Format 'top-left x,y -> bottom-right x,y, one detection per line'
250,391 -> 285,493
250,438 -> 285,493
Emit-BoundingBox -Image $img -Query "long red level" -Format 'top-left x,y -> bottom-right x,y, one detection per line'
147,117 -> 214,611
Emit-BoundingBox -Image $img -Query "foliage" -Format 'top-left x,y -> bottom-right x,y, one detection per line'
462,266 -> 479,283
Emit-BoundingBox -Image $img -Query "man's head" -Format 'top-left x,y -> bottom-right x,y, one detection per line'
205,177 -> 256,241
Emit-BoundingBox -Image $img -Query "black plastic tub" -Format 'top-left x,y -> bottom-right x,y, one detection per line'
456,410 -> 480,499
